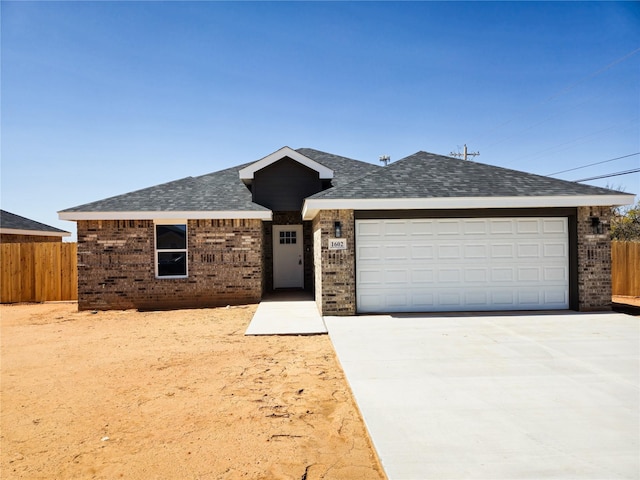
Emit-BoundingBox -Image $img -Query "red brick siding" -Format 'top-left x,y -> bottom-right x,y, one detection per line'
313,210 -> 356,315
77,219 -> 262,311
577,206 -> 613,311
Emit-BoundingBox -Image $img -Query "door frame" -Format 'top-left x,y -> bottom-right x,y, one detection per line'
272,224 -> 304,289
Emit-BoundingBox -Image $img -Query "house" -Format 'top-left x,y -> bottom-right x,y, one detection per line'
1,210 -> 70,243
58,146 -> 634,314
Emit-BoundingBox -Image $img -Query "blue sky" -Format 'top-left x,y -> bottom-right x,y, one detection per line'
2,1 -> 638,239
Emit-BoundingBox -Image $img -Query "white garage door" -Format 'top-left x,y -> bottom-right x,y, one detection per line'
356,218 -> 569,313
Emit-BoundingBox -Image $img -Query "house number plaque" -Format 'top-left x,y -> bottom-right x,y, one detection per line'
328,238 -> 347,250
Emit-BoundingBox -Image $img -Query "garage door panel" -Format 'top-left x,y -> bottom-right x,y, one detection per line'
386,269 -> 408,284
464,268 -> 488,283
358,269 -> 384,285
544,290 -> 568,306
411,269 -> 436,284
411,244 -> 434,259
463,220 -> 488,235
436,221 -> 462,235
490,220 -> 514,235
544,266 -> 568,282
517,267 -> 541,282
384,221 -> 410,236
491,267 -> 514,282
357,245 -> 381,261
543,218 -> 567,233
411,292 -> 435,307
382,245 -> 409,260
517,219 -> 542,234
517,243 -> 541,258
464,291 -> 489,305
438,269 -> 461,283
491,243 -> 515,258
409,220 -> 435,236
544,243 -> 567,257
356,217 -> 569,313
464,244 -> 488,258
356,221 -> 381,236
438,244 -> 461,258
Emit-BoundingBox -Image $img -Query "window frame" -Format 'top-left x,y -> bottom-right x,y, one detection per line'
154,220 -> 188,279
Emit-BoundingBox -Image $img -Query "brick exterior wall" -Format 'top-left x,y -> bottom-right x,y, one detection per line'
311,206 -> 614,315
77,219 -> 262,311
312,210 -> 356,315
1,234 -> 63,243
262,211 -> 313,292
576,206 -> 613,311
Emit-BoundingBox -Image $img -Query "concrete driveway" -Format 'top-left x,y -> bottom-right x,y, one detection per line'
325,312 -> 639,480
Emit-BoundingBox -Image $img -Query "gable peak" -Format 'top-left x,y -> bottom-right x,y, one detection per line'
238,146 -> 333,184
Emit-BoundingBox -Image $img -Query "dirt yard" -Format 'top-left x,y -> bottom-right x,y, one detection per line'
1,302 -> 386,480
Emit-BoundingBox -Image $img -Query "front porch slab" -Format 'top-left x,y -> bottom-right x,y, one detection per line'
245,291 -> 327,335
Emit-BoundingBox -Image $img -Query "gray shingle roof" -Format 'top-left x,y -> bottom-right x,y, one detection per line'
1,210 -> 70,234
60,163 -> 270,213
59,148 -> 628,215
296,148 -> 380,187
60,148 -> 380,213
310,151 -> 625,200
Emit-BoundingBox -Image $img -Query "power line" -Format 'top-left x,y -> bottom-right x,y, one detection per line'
548,152 -> 640,176
512,119 -> 638,164
469,46 -> 640,147
574,168 -> 640,182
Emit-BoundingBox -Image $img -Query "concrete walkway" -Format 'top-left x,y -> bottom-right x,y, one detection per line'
245,291 -> 327,335
326,312 -> 639,480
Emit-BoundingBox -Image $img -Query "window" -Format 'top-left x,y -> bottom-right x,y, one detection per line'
155,224 -> 187,277
279,230 -> 297,244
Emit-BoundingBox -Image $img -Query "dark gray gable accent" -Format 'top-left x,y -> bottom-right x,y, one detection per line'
310,151 -> 626,200
252,157 -> 322,211
0,210 -> 69,234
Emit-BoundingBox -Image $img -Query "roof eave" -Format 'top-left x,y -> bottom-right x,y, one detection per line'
58,210 -> 273,221
0,228 -> 70,237
301,194 -> 636,220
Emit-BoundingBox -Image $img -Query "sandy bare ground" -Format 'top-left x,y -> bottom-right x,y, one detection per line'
1,303 -> 386,479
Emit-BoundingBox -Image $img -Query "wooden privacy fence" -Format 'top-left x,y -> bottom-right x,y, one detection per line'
612,241 -> 639,296
1,243 -> 77,303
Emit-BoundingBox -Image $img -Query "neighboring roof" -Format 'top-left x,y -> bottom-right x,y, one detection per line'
302,151 -> 635,219
1,210 -> 70,237
239,146 -> 334,183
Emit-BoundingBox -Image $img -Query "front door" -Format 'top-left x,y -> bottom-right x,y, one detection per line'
273,225 -> 304,289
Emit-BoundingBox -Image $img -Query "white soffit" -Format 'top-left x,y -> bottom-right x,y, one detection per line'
238,146 -> 333,183
301,194 -> 636,220
58,210 -> 273,221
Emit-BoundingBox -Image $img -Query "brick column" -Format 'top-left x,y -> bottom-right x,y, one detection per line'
576,206 -> 613,311
312,210 -> 356,315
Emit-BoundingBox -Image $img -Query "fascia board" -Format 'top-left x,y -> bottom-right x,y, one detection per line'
0,228 -> 70,237
301,194 -> 635,220
58,210 -> 273,221
239,146 -> 333,180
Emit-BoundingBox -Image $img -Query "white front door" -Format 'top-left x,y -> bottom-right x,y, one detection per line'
273,225 -> 304,289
